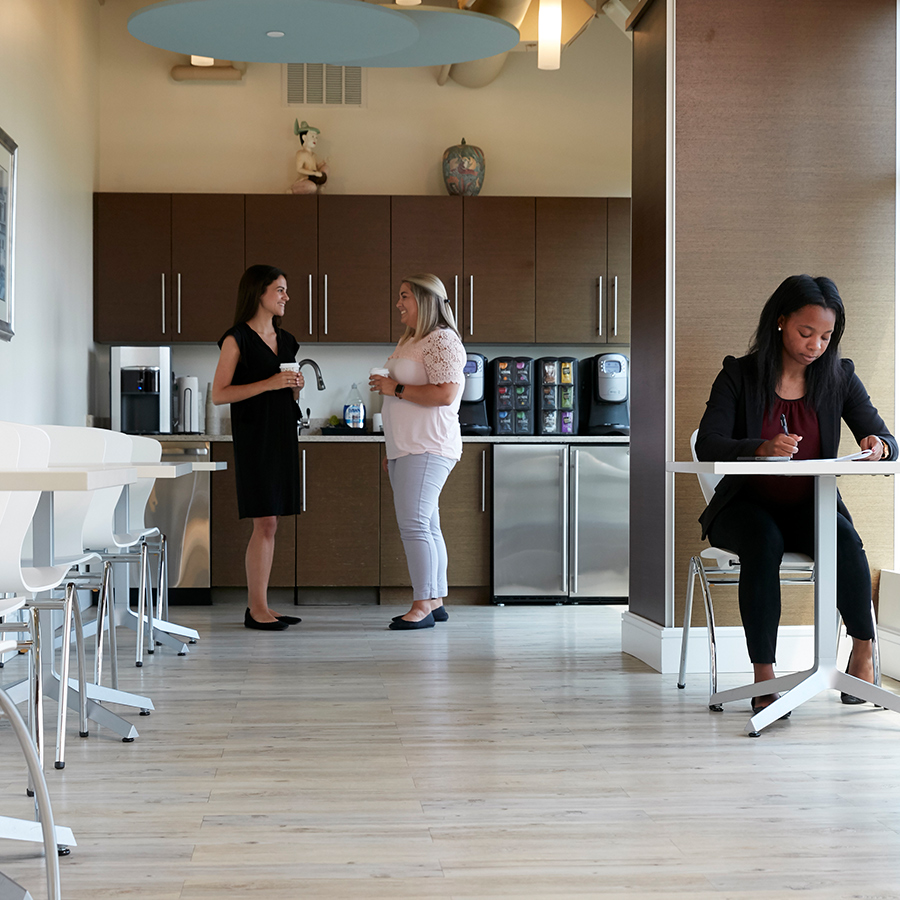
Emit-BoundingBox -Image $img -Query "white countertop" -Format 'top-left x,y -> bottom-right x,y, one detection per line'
156,433 -> 630,444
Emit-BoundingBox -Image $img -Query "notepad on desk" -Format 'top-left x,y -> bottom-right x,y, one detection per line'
737,449 -> 874,462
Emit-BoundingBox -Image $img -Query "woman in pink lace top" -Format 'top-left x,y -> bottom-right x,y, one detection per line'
369,275 -> 467,630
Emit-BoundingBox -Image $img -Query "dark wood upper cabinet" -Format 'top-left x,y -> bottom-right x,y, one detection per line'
606,197 -> 631,345
317,196 -> 391,342
94,193 -> 172,343
171,194 -> 245,343
535,198 -> 608,344
245,194 -> 319,343
390,196 -> 464,342
462,197 -> 536,343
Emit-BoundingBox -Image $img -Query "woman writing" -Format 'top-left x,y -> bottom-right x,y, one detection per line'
370,275 -> 466,631
696,275 -> 896,713
212,265 -> 304,631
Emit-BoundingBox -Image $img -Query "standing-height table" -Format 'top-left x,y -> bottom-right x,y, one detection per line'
669,458 -> 900,735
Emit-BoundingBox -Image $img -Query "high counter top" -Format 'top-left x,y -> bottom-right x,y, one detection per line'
155,433 -> 630,444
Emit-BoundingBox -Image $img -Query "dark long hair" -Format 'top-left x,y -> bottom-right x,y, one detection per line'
749,274 -> 846,413
233,265 -> 287,328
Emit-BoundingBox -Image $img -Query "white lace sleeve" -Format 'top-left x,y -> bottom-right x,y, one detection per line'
422,329 -> 466,385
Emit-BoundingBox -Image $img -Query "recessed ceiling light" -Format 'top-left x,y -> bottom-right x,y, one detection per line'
190,55 -> 215,66
266,31 -> 285,37
395,0 -> 422,6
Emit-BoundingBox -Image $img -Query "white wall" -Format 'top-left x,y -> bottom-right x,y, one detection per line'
0,0 -> 99,425
98,2 -> 632,197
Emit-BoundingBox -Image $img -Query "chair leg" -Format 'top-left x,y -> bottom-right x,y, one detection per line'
695,560 -> 720,705
94,562 -> 111,688
107,573 -> 120,691
71,596 -> 89,739
0,686 -> 62,900
145,542 -> 156,658
678,558 -> 698,689
54,585 -> 75,770
31,608 -> 45,775
871,603 -> 882,688
157,534 -> 169,625
135,542 -> 149,667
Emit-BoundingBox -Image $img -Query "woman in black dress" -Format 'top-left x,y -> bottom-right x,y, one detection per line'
212,265 -> 304,631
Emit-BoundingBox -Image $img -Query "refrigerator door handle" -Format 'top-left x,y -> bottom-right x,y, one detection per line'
560,448 -> 569,593
571,448 -> 580,595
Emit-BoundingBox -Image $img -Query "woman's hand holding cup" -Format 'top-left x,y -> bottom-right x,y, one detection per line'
275,363 -> 303,392
369,367 -> 395,396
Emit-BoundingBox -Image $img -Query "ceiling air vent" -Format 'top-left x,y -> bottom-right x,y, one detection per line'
284,64 -> 365,107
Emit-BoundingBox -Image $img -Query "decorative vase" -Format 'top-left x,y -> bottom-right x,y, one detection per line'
442,138 -> 485,196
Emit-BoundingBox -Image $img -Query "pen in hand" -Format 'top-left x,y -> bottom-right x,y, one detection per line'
780,413 -> 789,436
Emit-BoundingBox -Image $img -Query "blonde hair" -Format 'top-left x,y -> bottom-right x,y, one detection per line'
399,274 -> 462,344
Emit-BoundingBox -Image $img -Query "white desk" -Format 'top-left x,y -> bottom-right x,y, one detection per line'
669,458 -> 900,735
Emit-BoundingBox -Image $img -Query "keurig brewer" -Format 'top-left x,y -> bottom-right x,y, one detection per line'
111,346 -> 173,434
581,352 -> 629,436
459,353 -> 491,436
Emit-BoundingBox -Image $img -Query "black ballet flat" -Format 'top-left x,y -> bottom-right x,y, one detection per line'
244,609 -> 289,631
392,607 -> 448,623
277,615 -> 302,625
751,697 -> 791,720
388,613 -> 435,631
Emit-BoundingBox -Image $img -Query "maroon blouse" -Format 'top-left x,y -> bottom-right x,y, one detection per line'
753,396 -> 821,506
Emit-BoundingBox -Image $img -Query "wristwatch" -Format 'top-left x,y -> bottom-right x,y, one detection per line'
394,384 -> 405,398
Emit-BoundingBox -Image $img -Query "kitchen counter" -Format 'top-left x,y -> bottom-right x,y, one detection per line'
156,433 -> 630,444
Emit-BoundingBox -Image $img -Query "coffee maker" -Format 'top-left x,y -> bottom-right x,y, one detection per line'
458,353 -> 491,435
581,352 -> 629,436
111,346 -> 172,434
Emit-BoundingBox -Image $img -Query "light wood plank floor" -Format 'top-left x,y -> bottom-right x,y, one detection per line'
2,597 -> 900,899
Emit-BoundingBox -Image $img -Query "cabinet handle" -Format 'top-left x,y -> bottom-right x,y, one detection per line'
571,448 -> 580,595
301,449 -> 307,512
481,449 -> 486,513
177,273 -> 182,335
324,274 -> 328,336
469,275 -> 474,337
160,274 -> 166,334
598,275 -> 603,337
560,448 -> 569,593
454,275 -> 459,327
308,274 -> 313,336
613,275 -> 618,337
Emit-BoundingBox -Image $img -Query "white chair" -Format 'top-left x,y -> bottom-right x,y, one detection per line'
678,429 -> 821,704
0,422 -> 90,770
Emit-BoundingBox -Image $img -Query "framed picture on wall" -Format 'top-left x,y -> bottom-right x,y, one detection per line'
0,126 -> 18,342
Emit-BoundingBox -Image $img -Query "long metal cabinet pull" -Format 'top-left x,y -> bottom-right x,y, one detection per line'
613,275 -> 618,337
324,274 -> 328,335
454,275 -> 459,326
598,275 -> 603,337
481,449 -> 486,513
560,448 -> 569,593
469,275 -> 474,336
308,274 -> 313,336
177,273 -> 182,334
160,274 -> 166,334
571,448 -> 580,595
301,449 -> 307,512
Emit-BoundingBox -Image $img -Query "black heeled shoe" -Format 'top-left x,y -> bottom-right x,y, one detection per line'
751,696 -> 791,719
841,653 -> 870,704
244,609 -> 289,631
388,613 -> 435,630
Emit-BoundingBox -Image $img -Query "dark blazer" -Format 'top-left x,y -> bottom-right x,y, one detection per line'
696,354 -> 897,538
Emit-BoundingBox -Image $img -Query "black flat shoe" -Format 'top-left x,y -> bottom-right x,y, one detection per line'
751,697 -> 791,719
388,613 -> 435,630
392,607 -> 448,623
840,691 -> 866,705
244,609 -> 289,631
277,615 -> 302,624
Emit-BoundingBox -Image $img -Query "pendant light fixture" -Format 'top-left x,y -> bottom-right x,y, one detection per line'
537,0 -> 561,70
128,0 -> 520,67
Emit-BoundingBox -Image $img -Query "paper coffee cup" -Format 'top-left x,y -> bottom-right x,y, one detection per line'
373,413 -> 384,433
280,363 -> 300,372
370,367 -> 390,378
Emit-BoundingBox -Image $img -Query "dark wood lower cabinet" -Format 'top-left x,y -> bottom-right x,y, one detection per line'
296,443 -> 380,587
210,443 -> 296,588
380,447 -> 492,589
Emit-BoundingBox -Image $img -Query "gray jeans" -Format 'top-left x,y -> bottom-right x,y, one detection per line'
387,453 -> 457,601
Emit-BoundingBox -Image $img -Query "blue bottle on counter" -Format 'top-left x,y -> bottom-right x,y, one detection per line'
343,383 -> 365,429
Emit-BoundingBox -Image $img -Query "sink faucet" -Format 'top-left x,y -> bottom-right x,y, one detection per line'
297,359 -> 326,391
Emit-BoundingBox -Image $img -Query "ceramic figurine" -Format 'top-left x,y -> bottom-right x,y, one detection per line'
290,120 -> 329,194
442,138 -> 485,196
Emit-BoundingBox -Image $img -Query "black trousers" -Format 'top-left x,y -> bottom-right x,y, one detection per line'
706,495 -> 875,664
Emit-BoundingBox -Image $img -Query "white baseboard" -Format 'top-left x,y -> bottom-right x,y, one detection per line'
621,610 -> 816,675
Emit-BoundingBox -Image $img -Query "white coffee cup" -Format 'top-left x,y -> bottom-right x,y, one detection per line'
373,413 -> 384,433
280,363 -> 300,373
370,367 -> 390,378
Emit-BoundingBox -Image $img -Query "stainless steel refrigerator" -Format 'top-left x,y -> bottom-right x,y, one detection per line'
492,443 -> 629,602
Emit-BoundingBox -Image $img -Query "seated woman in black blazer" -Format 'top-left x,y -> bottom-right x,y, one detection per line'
696,275 -> 897,715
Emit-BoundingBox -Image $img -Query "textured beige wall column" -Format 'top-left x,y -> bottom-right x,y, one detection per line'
673,0 -> 896,631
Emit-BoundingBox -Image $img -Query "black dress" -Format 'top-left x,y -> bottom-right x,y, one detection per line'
218,322 -> 301,519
